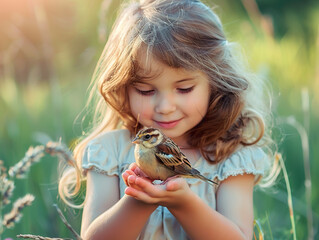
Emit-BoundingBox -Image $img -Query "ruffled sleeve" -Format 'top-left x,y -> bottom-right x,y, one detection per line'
81,132 -> 119,176
215,146 -> 270,183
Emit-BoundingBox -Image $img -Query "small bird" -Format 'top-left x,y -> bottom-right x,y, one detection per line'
132,127 -> 217,185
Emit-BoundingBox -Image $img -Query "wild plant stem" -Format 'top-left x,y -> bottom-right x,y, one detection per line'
53,205 -> 82,240
265,212 -> 274,240
17,234 -> 72,240
301,88 -> 314,240
278,154 -> 297,240
253,219 -> 264,240
286,116 -> 313,240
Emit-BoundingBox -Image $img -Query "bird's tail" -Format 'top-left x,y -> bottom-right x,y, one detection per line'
190,168 -> 218,185
197,174 -> 218,185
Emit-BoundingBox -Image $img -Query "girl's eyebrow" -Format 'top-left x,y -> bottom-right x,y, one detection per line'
134,77 -> 196,84
133,76 -> 197,85
132,80 -> 152,84
176,77 -> 197,83
135,73 -> 160,82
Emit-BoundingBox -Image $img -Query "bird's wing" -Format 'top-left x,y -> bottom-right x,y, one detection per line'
155,138 -> 192,170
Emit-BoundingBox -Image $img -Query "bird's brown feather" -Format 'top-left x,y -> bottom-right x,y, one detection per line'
155,137 -> 192,170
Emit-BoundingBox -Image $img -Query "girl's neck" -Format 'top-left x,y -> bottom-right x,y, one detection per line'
170,135 -> 190,149
179,146 -> 193,150
180,148 -> 201,165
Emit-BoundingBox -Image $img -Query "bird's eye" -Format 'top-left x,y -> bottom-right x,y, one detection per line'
144,134 -> 151,140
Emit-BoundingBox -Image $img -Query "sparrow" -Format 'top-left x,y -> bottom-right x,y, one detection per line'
132,127 -> 217,185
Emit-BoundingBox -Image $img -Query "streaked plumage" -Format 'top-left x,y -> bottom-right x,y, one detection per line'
132,127 -> 217,185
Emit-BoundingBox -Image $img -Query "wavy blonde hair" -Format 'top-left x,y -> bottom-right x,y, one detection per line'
59,0 -> 278,206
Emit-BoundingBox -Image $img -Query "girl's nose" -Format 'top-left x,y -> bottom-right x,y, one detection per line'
155,93 -> 176,114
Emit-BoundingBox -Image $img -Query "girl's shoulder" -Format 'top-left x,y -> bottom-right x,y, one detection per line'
88,129 -> 132,147
214,146 -> 270,184
82,129 -> 134,176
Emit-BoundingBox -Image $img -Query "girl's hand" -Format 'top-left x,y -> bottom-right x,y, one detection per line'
122,163 -> 193,209
122,163 -> 152,188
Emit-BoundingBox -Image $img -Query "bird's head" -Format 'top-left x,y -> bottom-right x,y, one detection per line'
132,127 -> 164,148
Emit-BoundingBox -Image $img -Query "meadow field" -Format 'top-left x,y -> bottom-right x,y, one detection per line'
1,0 -> 318,239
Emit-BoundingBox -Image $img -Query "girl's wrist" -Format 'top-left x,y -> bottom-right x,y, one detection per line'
166,186 -> 195,211
128,194 -> 159,210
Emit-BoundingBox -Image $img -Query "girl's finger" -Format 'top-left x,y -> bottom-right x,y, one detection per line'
128,175 -> 137,185
127,175 -> 145,192
122,172 -> 129,186
125,187 -> 157,204
122,170 -> 137,186
166,177 -> 186,191
129,162 -> 138,171
125,169 -> 136,176
135,177 -> 166,197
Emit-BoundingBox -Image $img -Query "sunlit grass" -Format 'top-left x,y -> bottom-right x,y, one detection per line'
0,0 -> 318,239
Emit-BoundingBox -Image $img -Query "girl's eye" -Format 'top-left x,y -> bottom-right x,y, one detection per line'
177,86 -> 194,94
135,88 -> 155,96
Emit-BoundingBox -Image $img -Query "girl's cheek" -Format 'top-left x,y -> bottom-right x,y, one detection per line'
140,106 -> 153,118
131,102 -> 153,119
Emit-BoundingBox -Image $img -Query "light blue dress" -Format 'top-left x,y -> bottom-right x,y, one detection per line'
82,129 -> 269,240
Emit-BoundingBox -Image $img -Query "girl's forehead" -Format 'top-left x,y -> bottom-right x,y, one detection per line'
135,52 -> 163,79
135,50 -> 202,81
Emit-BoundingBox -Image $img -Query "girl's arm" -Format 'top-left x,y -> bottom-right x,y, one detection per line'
125,167 -> 255,240
81,170 -> 158,240
169,174 -> 255,240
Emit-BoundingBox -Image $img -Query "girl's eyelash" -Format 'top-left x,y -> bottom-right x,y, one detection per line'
177,86 -> 194,93
135,88 -> 155,96
134,86 -> 194,95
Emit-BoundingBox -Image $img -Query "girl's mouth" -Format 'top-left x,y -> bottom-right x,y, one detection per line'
154,119 -> 181,129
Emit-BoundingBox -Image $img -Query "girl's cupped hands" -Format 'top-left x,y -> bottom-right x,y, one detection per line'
122,163 -> 193,209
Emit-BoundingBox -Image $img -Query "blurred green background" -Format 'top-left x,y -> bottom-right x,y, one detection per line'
0,0 -> 318,239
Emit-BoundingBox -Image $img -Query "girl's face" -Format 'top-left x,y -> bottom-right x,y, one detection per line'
128,54 -> 211,146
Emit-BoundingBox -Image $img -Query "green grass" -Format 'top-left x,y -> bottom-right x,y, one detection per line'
1,0 -> 318,239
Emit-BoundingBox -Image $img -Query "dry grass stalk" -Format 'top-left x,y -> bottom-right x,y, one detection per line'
8,146 -> 45,178
1,159 -> 15,206
3,194 -> 35,228
17,234 -> 72,240
45,141 -> 82,195
53,204 -> 82,240
1,141 -> 82,238
7,141 -> 77,181
300,88 -> 313,240
15,205 -> 82,240
284,115 -> 313,240
1,178 -> 15,206
277,153 -> 297,240
0,160 -> 7,177
44,142 -> 75,166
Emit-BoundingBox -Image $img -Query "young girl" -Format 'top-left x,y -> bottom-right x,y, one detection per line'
59,0 -> 277,239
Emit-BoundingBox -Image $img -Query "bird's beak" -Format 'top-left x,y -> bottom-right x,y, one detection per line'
132,136 -> 141,144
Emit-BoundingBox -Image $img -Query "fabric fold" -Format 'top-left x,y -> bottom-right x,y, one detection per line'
214,147 -> 270,183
